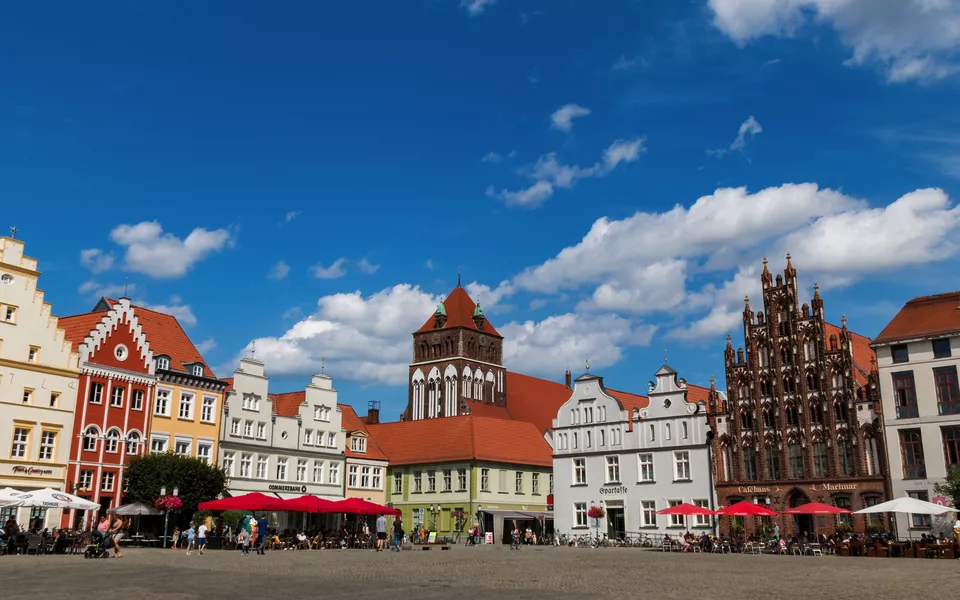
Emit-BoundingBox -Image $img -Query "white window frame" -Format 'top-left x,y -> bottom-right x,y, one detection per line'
304,429 -> 313,445
427,470 -> 436,492
351,436 -> 366,453
296,459 -> 307,482
372,467 -> 382,490
605,455 -> 620,483
276,458 -> 288,481
667,499 -> 684,527
532,472 -> 540,494
11,427 -> 29,458
457,468 -> 467,491
222,452 -> 235,476
111,386 -> 124,408
83,426 -> 100,452
155,356 -> 170,371
243,420 -> 253,438
178,392 -> 195,420
328,462 -> 340,485
174,437 -> 192,457
89,382 -> 103,405
327,432 -> 335,446
256,456 -> 268,479
638,453 -> 655,482
79,470 -> 93,490
480,468 -> 489,491
641,500 -> 657,527
348,464 -> 359,488
150,434 -> 168,453
693,499 -> 711,527
197,442 -> 213,465
132,389 -> 144,411
101,472 -> 115,492
104,429 -> 120,453
393,472 -> 403,494
443,469 -> 452,492
515,471 -> 524,493
200,396 -> 216,423
230,418 -> 240,436
361,466 -> 371,488
313,460 -> 324,484
192,364 -> 204,377
257,422 -> 266,439
573,457 -> 587,485
154,388 -> 171,416
574,502 -> 588,528
125,432 -> 141,455
674,451 -> 691,481
240,453 -> 252,478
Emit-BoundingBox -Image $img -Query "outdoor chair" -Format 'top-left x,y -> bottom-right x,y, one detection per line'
661,540 -> 671,552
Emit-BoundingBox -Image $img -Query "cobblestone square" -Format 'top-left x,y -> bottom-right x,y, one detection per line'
1,546 -> 955,600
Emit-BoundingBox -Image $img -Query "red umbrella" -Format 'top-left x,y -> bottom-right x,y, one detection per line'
656,503 -> 717,516
278,495 -> 338,513
330,497 -> 400,516
198,492 -> 288,512
782,502 -> 851,515
716,500 -> 777,517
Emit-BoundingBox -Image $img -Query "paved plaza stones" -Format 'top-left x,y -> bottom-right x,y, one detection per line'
1,546 -> 955,600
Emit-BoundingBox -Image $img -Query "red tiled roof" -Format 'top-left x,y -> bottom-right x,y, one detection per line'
222,378 -> 234,394
269,391 -> 305,418
504,371 -> 572,433
463,399 -> 512,420
59,313 -> 108,353
61,298 -> 215,378
873,291 -> 960,344
367,416 -> 552,467
339,404 -> 388,461
415,285 -> 501,337
824,322 -> 876,388
607,388 -> 649,413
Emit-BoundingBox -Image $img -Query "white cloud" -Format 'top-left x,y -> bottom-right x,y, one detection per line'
492,138 -> 645,207
100,221 -> 231,278
268,260 -> 291,280
502,314 -> 657,377
80,248 -> 114,273
137,300 -> 197,327
613,55 -> 639,71
195,338 -> 217,354
232,283 -> 654,384
515,182 -> 960,342
709,116 -> 762,157
285,211 -> 301,223
764,58 -> 782,66
550,104 -> 591,132
424,259 -> 436,270
481,152 -> 503,163
310,258 -> 347,279
465,280 -> 515,310
708,0 -> 960,82
357,258 -> 380,274
77,280 -> 135,298
462,0 -> 496,16
282,306 -> 302,320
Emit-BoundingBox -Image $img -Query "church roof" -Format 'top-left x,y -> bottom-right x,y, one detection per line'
415,285 -> 501,337
367,415 -> 552,467
504,372 -> 574,433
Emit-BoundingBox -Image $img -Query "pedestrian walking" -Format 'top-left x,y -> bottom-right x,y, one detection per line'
171,527 -> 180,550
109,515 -> 125,558
197,521 -> 208,555
256,515 -> 268,555
375,512 -> 387,552
392,515 -> 404,552
185,521 -> 196,555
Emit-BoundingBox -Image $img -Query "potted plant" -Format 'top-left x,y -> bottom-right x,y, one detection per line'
587,506 -> 605,540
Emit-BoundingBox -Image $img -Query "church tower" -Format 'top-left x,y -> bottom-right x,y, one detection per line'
403,282 -> 506,420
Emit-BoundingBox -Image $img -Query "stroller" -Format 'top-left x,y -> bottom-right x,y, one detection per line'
84,530 -> 113,559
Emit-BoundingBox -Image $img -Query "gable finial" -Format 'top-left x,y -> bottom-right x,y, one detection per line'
250,340 -> 256,358
664,348 -> 668,363
585,358 -> 590,372
457,266 -> 461,287
9,226 -> 17,239
321,356 -> 325,373
123,277 -> 129,299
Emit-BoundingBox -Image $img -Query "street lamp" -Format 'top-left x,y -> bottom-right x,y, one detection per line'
160,485 -> 179,549
477,505 -> 483,542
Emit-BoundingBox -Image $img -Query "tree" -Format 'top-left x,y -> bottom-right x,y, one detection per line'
933,467 -> 960,508
125,452 -> 227,519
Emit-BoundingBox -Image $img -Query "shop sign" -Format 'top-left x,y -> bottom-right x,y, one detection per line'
813,483 -> 857,492
12,466 -> 54,476
268,484 -> 307,493
599,485 -> 628,495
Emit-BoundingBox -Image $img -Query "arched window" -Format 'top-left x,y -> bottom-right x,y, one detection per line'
809,401 -> 823,425
760,379 -> 770,396
837,437 -> 855,476
835,401 -> 848,423
681,422 -> 688,439
739,384 -> 749,400
788,442 -> 804,478
781,348 -> 789,363
807,372 -> 820,391
83,426 -> 99,452
783,376 -> 795,394
586,430 -> 592,448
740,410 -> 754,430
785,405 -> 799,427
125,431 -> 141,455
742,445 -> 758,480
758,347 -> 768,368
649,424 -> 655,442
572,432 -> 578,450
721,444 -> 734,482
762,408 -> 774,428
104,429 -> 121,453
665,423 -> 672,441
599,429 -> 605,446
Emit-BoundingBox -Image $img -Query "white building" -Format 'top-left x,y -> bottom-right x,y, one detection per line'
0,236 -> 81,529
219,356 -> 345,527
552,367 -> 716,540
872,291 -> 960,538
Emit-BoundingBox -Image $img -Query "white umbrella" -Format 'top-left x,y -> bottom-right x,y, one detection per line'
16,488 -> 100,511
0,487 -> 30,507
107,502 -> 161,516
854,495 -> 959,515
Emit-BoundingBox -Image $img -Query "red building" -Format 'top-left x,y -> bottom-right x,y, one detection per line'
58,298 -> 155,527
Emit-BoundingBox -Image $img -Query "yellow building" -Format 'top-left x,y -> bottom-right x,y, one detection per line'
91,298 -> 226,464
0,236 -> 81,529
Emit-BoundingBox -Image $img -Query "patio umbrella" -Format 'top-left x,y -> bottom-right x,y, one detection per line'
198,492 -> 288,512
329,497 -> 401,516
716,500 -> 776,517
0,487 -> 29,507
278,495 -> 338,513
783,502 -> 851,515
107,502 -> 162,516
853,495 -> 959,516
656,503 -> 717,515
17,488 -> 100,510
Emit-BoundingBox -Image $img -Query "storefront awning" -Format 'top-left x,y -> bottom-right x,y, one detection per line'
481,509 -> 553,520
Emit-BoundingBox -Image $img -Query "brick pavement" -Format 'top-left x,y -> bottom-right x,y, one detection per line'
0,545 -> 955,600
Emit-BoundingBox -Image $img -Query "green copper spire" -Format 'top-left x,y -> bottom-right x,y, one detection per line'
473,303 -> 483,317
436,301 -> 446,316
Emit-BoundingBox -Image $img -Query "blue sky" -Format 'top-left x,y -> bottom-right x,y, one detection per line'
3,0 -> 960,420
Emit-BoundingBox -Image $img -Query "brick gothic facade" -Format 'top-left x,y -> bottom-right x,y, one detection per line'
402,284 -> 507,421
707,257 -> 888,536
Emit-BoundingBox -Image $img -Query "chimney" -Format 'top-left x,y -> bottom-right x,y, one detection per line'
564,369 -> 572,389
367,400 -> 381,425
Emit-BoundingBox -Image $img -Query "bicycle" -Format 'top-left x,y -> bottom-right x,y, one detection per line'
590,533 -> 609,548
510,533 -> 522,550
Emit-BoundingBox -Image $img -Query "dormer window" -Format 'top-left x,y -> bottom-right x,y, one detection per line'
191,364 -> 204,377
351,437 -> 367,453
156,356 -> 170,371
